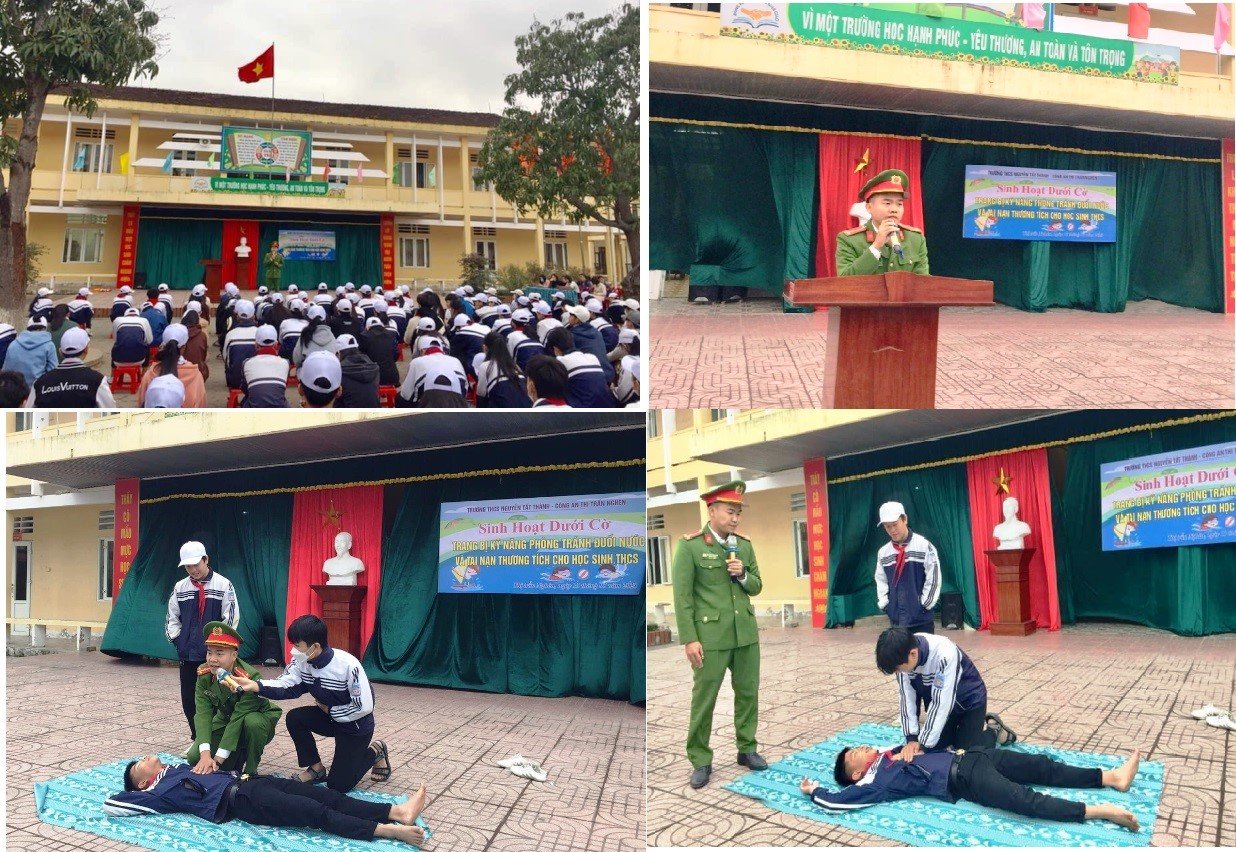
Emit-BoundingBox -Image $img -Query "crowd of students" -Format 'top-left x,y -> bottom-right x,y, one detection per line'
0,278 -> 641,409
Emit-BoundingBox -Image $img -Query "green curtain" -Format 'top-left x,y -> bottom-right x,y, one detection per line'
921,141 -> 1222,312
366,472 -> 646,705
101,494 -> 293,661
258,222 -> 381,287
826,463 -> 980,629
1055,419 -> 1236,636
650,122 -> 817,292
135,218 -> 223,290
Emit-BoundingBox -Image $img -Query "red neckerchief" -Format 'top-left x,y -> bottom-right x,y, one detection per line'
859,750 -> 885,778
893,538 -> 908,584
191,576 -> 207,619
256,345 -> 278,356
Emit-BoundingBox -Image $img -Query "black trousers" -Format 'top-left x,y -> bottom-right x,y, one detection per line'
231,775 -> 391,840
934,701 -> 997,752
179,660 -> 204,738
687,284 -> 748,303
895,619 -> 934,634
952,748 -> 1102,823
286,705 -> 376,793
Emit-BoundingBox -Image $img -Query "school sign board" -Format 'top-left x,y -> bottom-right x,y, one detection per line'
438,492 -> 645,594
278,230 -> 337,261
1100,442 -> 1236,551
220,126 -> 313,176
720,4 -> 1180,84
963,166 -> 1117,243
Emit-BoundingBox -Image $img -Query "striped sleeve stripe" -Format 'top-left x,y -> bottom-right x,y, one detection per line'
103,798 -> 158,817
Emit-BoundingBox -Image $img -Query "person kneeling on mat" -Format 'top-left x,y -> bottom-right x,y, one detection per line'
230,615 -> 392,792
800,743 -> 1141,831
105,756 -> 428,846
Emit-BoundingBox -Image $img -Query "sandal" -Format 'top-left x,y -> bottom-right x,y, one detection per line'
985,713 -> 1019,746
370,740 -> 392,781
298,764 -> 328,784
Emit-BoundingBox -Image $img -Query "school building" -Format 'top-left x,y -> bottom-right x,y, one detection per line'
10,85 -> 629,292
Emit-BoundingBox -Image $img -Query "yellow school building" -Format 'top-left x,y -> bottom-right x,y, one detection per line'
9,85 -> 628,292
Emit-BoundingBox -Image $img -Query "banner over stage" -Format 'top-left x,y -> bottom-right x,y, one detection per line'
963,166 -> 1117,243
720,4 -> 1181,85
220,126 -> 312,176
438,492 -> 645,595
1100,442 -> 1236,551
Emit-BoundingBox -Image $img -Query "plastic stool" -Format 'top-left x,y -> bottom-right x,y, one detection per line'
227,388 -> 244,408
378,385 -> 398,408
111,364 -> 143,395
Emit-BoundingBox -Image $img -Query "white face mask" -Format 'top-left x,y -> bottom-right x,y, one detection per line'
290,649 -> 308,666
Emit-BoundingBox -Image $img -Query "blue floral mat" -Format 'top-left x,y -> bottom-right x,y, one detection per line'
35,754 -> 431,852
724,723 -> 1161,847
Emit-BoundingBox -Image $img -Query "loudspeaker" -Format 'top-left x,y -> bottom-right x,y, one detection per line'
258,625 -> 283,666
940,593 -> 964,630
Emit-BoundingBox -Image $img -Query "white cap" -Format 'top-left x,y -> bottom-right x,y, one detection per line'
535,318 -> 563,343
179,540 -> 207,566
623,298 -> 639,311
401,285 -> 411,294
161,323 -> 189,350
416,335 -> 443,352
877,501 -> 907,526
567,305 -> 590,323
307,304 -> 327,321
484,287 -> 498,296
532,301 -> 551,316
618,328 -> 638,345
585,298 -> 603,313
463,285 -> 474,295
497,304 -> 511,317
289,298 -> 307,312
319,282 -> 330,291
360,284 -> 373,294
453,314 -> 471,328
621,354 -> 640,382
191,284 -> 206,297
421,358 -> 464,393
493,318 -> 512,331
512,309 -> 533,323
512,289 -> 524,296
255,324 -> 278,346
27,317 -> 48,329
345,282 -> 356,291
529,293 -> 542,302
487,296 -> 499,306
417,316 -> 436,332
59,327 -> 90,355
145,374 -> 186,409
516,296 -> 530,307
224,282 -> 239,296
287,284 -> 300,293
270,292 -> 284,303
158,283 -> 169,292
471,295 -> 487,305
123,307 -> 139,317
300,350 -> 342,393
37,287 -> 52,297
336,299 -> 353,313
257,285 -> 268,295
373,300 -> 388,313
233,299 -> 255,318
347,292 -> 360,304
119,285 -> 133,295
335,333 -> 359,351
364,316 -> 384,330
77,287 -> 90,297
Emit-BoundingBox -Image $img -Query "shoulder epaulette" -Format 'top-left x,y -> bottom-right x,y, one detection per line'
732,532 -> 751,541
899,224 -> 923,234
682,530 -> 703,540
197,663 -> 214,678
841,226 -> 866,236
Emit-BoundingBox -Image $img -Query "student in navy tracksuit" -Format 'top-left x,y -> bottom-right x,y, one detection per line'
874,501 -> 940,634
876,628 -> 1018,758
231,615 -> 391,793
166,541 -> 240,738
798,740 -> 1142,831
104,755 -> 429,845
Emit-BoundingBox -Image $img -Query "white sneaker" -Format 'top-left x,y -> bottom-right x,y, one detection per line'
1191,704 -> 1226,720
1205,714 -> 1236,731
510,761 -> 548,782
495,754 -> 527,769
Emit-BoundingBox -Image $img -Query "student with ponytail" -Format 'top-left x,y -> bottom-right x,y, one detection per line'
137,323 -> 206,408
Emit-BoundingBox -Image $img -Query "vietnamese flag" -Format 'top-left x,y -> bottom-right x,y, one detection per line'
238,45 -> 274,83
1128,4 -> 1150,40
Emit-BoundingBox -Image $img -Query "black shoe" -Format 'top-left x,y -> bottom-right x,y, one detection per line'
985,713 -> 1019,745
737,751 -> 768,770
689,764 -> 712,788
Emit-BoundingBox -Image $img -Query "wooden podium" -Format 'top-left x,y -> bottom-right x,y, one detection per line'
310,584 -> 367,655
200,259 -> 223,300
984,548 -> 1036,636
235,254 -> 251,294
784,272 -> 993,408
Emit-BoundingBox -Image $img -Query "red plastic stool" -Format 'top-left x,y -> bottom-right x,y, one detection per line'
396,342 -> 406,362
378,385 -> 398,408
227,388 -> 244,408
111,364 -> 143,395
148,345 -> 160,363
466,375 -> 478,407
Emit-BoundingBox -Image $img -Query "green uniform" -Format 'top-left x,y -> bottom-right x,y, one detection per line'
835,222 -> 930,276
188,658 -> 282,775
672,526 -> 763,768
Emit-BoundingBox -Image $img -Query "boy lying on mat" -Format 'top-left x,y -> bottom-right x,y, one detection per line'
800,742 -> 1142,831
104,755 -> 428,846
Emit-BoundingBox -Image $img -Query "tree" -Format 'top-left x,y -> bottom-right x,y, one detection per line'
0,0 -> 160,318
477,4 -> 639,293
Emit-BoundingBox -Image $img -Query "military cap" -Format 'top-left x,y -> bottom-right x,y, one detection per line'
701,480 -> 746,507
203,621 -> 242,649
859,169 -> 910,201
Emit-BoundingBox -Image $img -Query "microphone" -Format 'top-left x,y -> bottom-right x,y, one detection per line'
216,667 -> 240,693
725,535 -> 741,582
888,223 -> 904,258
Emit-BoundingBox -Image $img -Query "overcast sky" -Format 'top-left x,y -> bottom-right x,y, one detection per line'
128,0 -> 624,115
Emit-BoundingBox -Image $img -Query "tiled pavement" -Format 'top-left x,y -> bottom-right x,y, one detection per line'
6,649 -> 645,851
647,620 -> 1236,848
648,297 -> 1235,409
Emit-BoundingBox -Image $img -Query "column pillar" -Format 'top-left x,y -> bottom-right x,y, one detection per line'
385,131 -> 395,202
458,136 -> 472,257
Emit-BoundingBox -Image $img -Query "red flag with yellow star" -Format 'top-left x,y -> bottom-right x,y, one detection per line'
238,45 -> 274,83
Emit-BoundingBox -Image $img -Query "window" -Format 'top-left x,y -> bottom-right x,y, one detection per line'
789,491 -> 806,512
648,513 -> 665,531
647,536 -> 671,585
62,228 -> 104,263
12,516 -> 34,535
647,413 -> 661,439
544,241 -> 568,269
98,538 -> 115,601
416,161 -> 436,189
593,245 -> 607,274
98,510 -> 115,531
13,412 -> 33,431
475,240 -> 496,270
793,519 -> 810,579
325,158 -> 350,185
71,141 -> 113,173
708,409 -> 728,422
170,149 -> 197,177
471,167 -> 492,193
393,162 -> 413,187
399,236 -> 430,268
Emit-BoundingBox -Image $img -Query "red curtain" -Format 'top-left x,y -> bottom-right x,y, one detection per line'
965,448 -> 1061,631
221,219 -> 260,290
286,485 -> 384,654
815,134 -> 924,279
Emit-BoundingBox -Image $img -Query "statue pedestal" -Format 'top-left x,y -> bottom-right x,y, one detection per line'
984,548 -> 1036,636
310,584 -> 366,655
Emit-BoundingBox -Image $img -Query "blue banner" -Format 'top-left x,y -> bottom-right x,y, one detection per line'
963,165 -> 1117,243
278,229 -> 336,261
1100,442 -> 1236,551
438,492 -> 645,595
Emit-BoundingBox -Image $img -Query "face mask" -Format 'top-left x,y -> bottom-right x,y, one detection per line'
290,649 -> 308,666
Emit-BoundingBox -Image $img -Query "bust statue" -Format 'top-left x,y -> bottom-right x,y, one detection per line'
235,236 -> 252,258
322,531 -> 365,585
993,497 -> 1032,550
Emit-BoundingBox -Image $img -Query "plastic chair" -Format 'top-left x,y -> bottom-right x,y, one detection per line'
378,385 -> 398,408
111,364 -> 143,395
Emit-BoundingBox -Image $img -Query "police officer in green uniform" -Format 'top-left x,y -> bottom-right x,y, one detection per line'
187,621 -> 282,776
672,480 -> 766,789
836,169 -> 930,276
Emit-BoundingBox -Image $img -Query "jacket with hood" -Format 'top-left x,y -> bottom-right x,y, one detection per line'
182,324 -> 210,381
360,327 -> 400,386
2,330 -> 58,386
292,323 -> 337,369
568,322 -> 615,381
336,350 -> 381,408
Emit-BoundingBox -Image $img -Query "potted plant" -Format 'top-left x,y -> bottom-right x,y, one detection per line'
647,621 -> 672,647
